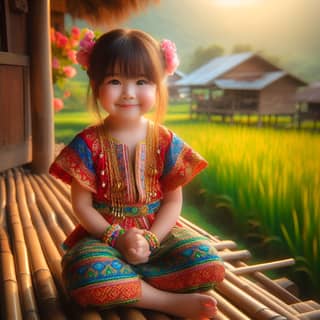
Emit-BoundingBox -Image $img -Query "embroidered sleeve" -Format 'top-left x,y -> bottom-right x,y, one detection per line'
49,134 -> 97,193
160,132 -> 208,193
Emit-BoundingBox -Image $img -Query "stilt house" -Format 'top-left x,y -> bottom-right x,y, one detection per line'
175,52 -> 307,118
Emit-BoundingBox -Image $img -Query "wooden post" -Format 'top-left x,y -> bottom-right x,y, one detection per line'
29,1 -> 54,173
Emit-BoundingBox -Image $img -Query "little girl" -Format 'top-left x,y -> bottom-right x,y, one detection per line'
50,28 -> 225,319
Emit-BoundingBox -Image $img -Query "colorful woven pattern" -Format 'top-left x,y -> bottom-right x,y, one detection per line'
62,228 -> 224,308
62,239 -> 141,307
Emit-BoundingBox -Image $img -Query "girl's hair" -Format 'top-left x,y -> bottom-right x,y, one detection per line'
87,28 -> 168,124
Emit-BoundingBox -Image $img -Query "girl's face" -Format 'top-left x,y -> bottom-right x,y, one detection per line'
98,74 -> 157,121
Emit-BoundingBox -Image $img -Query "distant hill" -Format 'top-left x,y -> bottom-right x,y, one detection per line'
67,0 -> 320,82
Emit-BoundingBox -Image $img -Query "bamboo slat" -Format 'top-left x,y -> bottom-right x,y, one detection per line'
232,258 -> 295,275
0,227 -> 23,320
212,240 -> 238,251
42,174 -> 78,225
1,169 -> 320,320
22,173 -> 64,289
208,289 -> 251,320
27,174 -> 67,255
291,301 -> 317,313
6,170 -> 40,320
298,310 -> 320,320
33,174 -> 75,235
14,169 -> 67,320
216,278 -> 289,320
219,249 -> 251,261
236,262 -> 301,304
47,174 -> 72,201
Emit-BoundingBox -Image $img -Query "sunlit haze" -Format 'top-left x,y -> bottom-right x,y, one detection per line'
214,0 -> 262,6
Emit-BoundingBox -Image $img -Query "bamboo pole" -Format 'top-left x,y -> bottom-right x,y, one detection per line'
236,262 -> 301,304
6,170 -> 40,320
291,301 -> 317,313
22,172 -> 103,319
238,272 -> 301,317
222,271 -> 299,319
0,227 -> 23,320
27,174 -> 66,255
298,310 -> 320,320
216,278 -> 289,319
14,169 -> 67,319
118,308 -> 147,320
100,309 -> 121,320
47,174 -> 72,201
212,240 -> 237,251
33,174 -> 75,235
42,174 -> 78,225
219,249 -> 251,261
208,289 -> 251,320
232,258 -> 295,275
22,173 -> 64,287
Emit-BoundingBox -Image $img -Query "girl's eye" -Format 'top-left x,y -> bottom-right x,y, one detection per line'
108,79 -> 121,85
136,79 -> 148,85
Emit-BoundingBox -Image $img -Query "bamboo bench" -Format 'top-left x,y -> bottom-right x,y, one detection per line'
1,168 -> 320,319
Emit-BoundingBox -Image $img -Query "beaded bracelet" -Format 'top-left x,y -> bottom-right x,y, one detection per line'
101,224 -> 125,247
143,230 -> 160,251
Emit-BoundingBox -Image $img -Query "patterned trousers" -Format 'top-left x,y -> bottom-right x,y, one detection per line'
61,226 -> 225,308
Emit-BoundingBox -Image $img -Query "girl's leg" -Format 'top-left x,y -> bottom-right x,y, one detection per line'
131,280 -> 217,320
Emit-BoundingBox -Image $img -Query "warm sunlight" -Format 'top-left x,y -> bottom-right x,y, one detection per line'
214,0 -> 261,6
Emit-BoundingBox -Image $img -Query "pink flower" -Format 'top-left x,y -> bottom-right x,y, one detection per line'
52,57 -> 60,69
53,98 -> 64,112
71,27 -> 81,40
63,66 -> 77,78
55,31 -> 68,48
63,90 -> 71,98
160,39 -> 180,75
76,29 -> 96,69
67,50 -> 77,64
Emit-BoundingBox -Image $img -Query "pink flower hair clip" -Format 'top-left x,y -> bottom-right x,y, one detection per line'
76,29 -> 96,70
160,39 -> 180,76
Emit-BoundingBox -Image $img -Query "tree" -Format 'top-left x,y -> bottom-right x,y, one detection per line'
231,43 -> 253,54
187,44 -> 224,72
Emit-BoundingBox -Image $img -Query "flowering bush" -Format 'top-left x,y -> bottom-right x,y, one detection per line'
51,27 -> 80,111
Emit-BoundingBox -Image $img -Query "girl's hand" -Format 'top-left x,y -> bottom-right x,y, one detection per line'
115,227 -> 150,265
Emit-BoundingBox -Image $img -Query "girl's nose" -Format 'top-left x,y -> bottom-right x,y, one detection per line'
122,83 -> 135,99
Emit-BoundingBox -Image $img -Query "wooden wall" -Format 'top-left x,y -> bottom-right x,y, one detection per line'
259,76 -> 300,114
0,0 -> 31,171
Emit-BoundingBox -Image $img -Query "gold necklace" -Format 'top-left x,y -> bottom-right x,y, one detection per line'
97,120 -> 160,218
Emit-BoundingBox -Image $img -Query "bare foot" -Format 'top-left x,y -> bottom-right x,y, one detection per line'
133,280 -> 218,320
171,293 -> 217,320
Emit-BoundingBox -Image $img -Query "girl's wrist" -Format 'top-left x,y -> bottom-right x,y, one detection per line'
143,230 -> 160,251
101,224 -> 125,247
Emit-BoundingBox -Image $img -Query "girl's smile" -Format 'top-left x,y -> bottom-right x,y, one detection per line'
98,75 -> 156,120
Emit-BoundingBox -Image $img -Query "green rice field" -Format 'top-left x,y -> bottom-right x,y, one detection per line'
54,102 -> 320,297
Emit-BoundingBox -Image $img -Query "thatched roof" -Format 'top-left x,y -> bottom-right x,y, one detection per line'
296,82 -> 320,103
65,0 -> 159,25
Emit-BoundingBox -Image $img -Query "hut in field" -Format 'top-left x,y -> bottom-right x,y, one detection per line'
295,82 -> 320,128
1,1 -> 320,320
175,52 -> 307,121
167,70 -> 186,100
